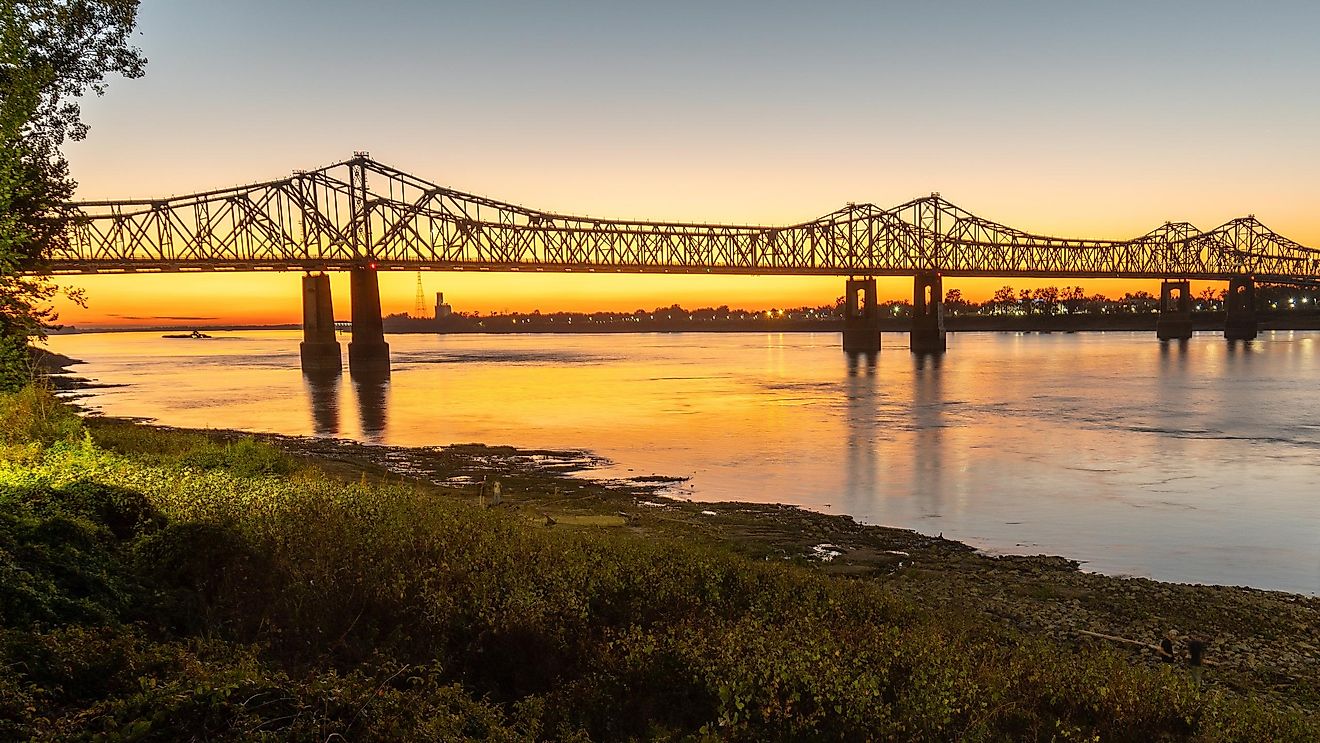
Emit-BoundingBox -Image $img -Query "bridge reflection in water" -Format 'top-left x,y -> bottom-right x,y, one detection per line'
841,350 -> 950,524
302,367 -> 391,442
51,154 -> 1320,372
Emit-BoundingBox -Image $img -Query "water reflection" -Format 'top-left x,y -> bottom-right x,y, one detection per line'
1156,337 -> 1190,405
1158,338 -> 1189,358
350,368 -> 390,442
1225,339 -> 1255,360
911,352 -> 944,517
843,351 -> 878,514
303,369 -> 342,436
45,329 -> 1320,593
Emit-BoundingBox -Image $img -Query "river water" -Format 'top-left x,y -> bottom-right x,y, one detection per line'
47,329 -> 1320,595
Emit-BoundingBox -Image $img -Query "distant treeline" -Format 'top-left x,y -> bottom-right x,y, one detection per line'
387,283 -> 1320,329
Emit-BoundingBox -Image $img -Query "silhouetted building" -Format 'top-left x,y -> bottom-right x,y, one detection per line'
435,292 -> 453,319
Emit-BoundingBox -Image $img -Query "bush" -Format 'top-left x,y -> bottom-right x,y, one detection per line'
0,336 -> 31,394
0,384 -> 81,446
0,479 -> 165,628
181,436 -> 297,477
1,627 -> 527,742
89,421 -> 297,478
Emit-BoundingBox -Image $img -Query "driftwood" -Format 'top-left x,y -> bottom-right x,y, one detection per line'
1077,629 -> 1161,651
1075,629 -> 1219,666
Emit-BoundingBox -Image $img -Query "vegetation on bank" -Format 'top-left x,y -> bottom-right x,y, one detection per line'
0,388 -> 1315,741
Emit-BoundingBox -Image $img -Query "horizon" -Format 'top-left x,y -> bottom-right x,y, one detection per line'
66,282 -> 1307,332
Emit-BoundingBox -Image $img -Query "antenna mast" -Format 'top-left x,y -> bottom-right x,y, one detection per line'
414,271 -> 427,318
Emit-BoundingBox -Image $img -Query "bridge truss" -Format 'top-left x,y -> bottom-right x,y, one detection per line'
49,154 -> 1320,284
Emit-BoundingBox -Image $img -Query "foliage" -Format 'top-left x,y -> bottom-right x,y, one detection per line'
0,392 -> 1315,739
0,381 -> 82,445
0,1 -> 145,390
88,423 -> 299,477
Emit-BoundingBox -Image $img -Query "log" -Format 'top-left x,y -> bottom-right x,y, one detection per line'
1075,630 -> 1219,666
1076,629 -> 1160,651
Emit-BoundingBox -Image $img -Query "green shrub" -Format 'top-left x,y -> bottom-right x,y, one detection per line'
179,436 -> 297,477
89,422 -> 297,477
0,480 -> 161,627
0,336 -> 33,394
1,627 -> 528,742
0,384 -> 82,446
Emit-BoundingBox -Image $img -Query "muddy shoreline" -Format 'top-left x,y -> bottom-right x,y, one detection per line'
74,418 -> 1319,712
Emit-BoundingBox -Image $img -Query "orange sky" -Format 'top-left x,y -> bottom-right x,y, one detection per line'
54,271 -> 1230,329
47,2 -> 1320,327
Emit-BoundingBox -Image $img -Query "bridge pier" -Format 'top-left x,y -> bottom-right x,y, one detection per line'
1225,275 -> 1258,341
348,266 -> 391,374
842,277 -> 882,352
299,273 -> 342,373
910,272 -> 946,354
1155,280 -> 1193,340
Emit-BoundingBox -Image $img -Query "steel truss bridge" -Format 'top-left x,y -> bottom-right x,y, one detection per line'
49,154 -> 1320,284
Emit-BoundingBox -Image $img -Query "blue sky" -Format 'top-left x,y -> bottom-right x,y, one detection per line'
58,1 -> 1320,321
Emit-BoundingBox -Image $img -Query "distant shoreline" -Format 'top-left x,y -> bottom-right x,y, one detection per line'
56,313 -> 1320,335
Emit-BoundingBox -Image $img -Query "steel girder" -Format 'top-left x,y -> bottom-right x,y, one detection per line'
45,156 -> 1320,284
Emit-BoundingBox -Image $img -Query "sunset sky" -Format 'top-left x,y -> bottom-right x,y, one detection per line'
56,0 -> 1320,326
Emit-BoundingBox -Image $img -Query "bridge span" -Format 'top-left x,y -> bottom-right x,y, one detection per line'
51,153 -> 1320,371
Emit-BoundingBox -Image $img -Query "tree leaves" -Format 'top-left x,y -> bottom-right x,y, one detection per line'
0,1 -> 144,388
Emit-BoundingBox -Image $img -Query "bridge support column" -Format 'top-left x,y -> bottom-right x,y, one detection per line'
1225,275 -> 1258,341
842,277 -> 881,352
910,272 -> 946,354
348,266 -> 391,374
1156,280 -> 1193,340
299,273 -> 342,373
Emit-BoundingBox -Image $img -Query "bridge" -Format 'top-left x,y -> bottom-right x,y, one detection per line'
51,153 -> 1320,370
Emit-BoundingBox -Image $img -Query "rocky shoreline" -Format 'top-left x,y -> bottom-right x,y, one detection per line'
85,420 -> 1319,714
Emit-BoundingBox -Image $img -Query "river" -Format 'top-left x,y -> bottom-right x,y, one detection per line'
47,329 -> 1320,595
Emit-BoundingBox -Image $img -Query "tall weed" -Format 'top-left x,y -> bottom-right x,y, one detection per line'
0,384 -> 82,446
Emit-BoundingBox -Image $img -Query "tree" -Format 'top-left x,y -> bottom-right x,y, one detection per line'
943,288 -> 971,316
990,285 -> 1016,315
1031,286 -> 1060,316
1119,290 -> 1157,313
1198,286 -> 1223,309
1018,288 -> 1033,315
0,1 -> 145,388
1061,286 -> 1087,314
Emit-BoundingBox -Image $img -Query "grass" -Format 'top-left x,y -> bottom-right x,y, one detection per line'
0,386 -> 1315,741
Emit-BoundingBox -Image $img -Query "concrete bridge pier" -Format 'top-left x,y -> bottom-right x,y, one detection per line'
299,272 -> 342,373
842,277 -> 882,352
1225,275 -> 1258,341
910,272 -> 946,354
348,265 -> 391,373
1155,279 -> 1193,340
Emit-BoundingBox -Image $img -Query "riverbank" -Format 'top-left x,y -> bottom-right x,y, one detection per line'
36,347 -> 1320,710
210,426 -> 1320,714
3,390 -> 1317,739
